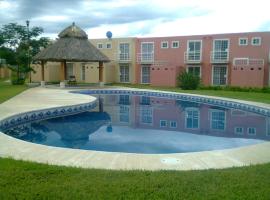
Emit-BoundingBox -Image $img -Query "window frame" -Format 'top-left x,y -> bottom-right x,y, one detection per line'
161,41 -> 169,49
170,121 -> 177,128
210,109 -> 226,131
234,127 -> 244,135
238,38 -> 248,46
171,41 -> 180,48
97,43 -> 103,49
251,37 -> 261,46
106,42 -> 112,49
185,107 -> 200,129
160,120 -> 168,127
247,127 -> 257,135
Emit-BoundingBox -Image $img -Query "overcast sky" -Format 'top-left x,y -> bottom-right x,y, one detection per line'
0,0 -> 270,39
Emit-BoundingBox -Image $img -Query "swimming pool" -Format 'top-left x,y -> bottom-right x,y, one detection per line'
1,90 -> 269,154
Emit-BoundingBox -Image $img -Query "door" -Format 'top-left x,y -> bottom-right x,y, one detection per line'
66,63 -> 74,79
81,64 -> 86,81
120,64 -> 129,83
212,65 -> 227,85
141,65 -> 150,84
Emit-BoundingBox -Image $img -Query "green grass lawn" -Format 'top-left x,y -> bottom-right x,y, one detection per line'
1,80 -> 270,199
0,158 -> 270,200
0,78 -> 28,103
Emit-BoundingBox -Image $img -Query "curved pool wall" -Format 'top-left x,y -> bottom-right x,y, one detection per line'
73,89 -> 270,117
0,101 -> 98,131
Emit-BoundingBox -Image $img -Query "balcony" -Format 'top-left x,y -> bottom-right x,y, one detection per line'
210,51 -> 229,63
233,58 -> 264,66
117,53 -> 131,63
184,51 -> 201,64
137,53 -> 154,64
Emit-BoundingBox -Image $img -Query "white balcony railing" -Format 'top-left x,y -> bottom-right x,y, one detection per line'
117,53 -> 131,62
184,51 -> 201,63
137,53 -> 154,63
233,58 -> 264,66
210,51 -> 229,63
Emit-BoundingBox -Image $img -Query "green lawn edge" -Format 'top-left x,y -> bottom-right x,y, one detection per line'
110,83 -> 270,104
0,79 -> 28,104
1,80 -> 270,199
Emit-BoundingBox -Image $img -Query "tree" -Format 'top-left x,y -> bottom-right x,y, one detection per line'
0,22 -> 50,84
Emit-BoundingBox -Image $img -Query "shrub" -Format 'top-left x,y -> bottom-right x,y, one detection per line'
177,71 -> 200,90
11,71 -> 25,85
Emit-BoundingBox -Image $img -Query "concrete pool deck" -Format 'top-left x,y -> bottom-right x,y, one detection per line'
0,86 -> 270,170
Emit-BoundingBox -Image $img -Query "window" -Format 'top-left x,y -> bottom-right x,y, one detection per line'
119,105 -> 129,123
119,95 -> 130,105
211,110 -> 226,131
187,40 -> 201,61
213,39 -> 229,61
106,43 -> 112,49
160,120 -> 167,127
120,64 -> 129,83
172,41 -> 179,48
81,64 -> 86,81
141,65 -> 150,84
161,41 -> 168,49
239,38 -> 248,46
140,96 -> 150,105
247,127 -> 256,135
187,66 -> 201,77
234,127 -> 244,135
185,108 -> 199,129
212,65 -> 227,85
170,121 -> 177,128
251,37 -> 261,46
97,43 -> 103,49
140,107 -> 153,124
119,43 -> 130,61
141,42 -> 154,61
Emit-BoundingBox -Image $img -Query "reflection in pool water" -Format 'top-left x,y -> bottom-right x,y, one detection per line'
2,95 -> 270,154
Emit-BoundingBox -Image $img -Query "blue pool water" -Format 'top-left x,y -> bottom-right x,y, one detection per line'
2,94 -> 270,154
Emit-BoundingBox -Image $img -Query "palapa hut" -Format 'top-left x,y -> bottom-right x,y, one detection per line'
33,22 -> 110,87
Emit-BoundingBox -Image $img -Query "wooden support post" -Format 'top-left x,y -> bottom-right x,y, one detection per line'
60,61 -> 67,81
99,61 -> 104,82
41,61 -> 45,81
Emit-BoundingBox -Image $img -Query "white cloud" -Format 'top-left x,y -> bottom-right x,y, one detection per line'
2,0 -> 270,38
34,15 -> 70,22
86,0 -> 270,38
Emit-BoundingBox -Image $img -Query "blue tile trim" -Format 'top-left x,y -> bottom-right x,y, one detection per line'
0,100 -> 97,131
72,89 -> 270,117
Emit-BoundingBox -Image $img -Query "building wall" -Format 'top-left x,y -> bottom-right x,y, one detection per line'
135,32 -> 270,87
30,32 -> 270,87
90,37 -> 137,84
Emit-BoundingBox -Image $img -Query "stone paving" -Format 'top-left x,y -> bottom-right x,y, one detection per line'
0,86 -> 270,170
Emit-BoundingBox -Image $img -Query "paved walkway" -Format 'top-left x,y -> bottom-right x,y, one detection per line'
0,87 -> 270,170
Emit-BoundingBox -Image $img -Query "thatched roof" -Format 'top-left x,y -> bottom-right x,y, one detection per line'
33,23 -> 110,62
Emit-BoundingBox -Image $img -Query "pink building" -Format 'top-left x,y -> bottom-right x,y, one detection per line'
135,32 -> 270,87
